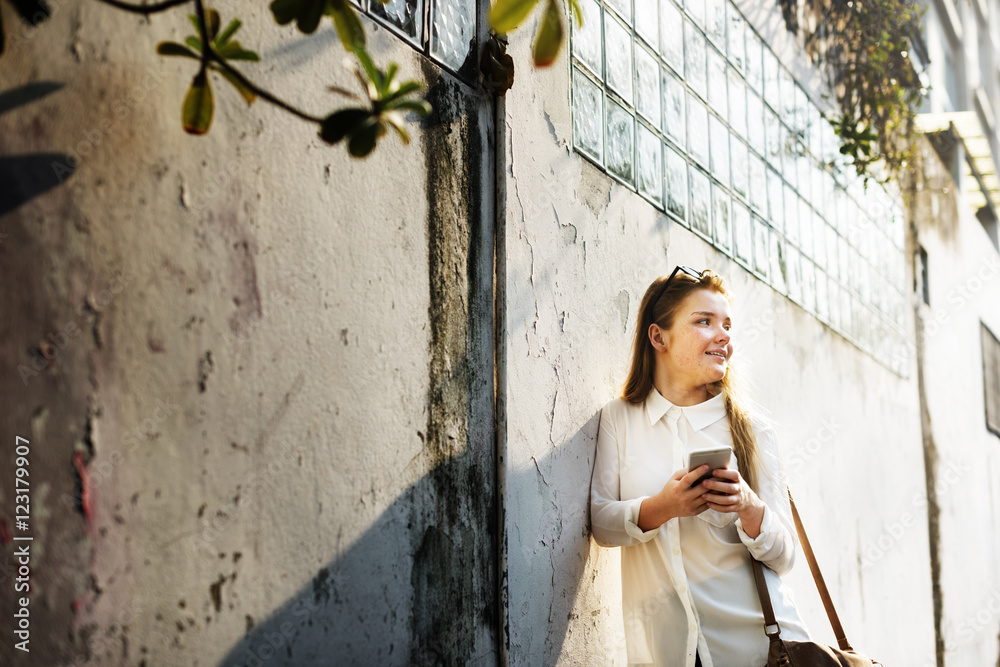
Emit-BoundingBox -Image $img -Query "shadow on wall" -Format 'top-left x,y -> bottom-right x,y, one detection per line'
0,83 -> 77,217
215,443 -> 494,667
214,413 -> 604,667
513,410 -> 607,664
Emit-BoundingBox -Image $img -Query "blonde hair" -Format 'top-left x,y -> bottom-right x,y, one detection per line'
621,270 -> 763,491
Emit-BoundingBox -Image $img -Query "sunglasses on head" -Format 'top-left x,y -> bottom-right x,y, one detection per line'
654,265 -> 704,307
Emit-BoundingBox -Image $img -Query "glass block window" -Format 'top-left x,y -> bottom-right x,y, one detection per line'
983,323 -> 1000,437
636,44 -> 662,129
371,0 -> 423,45
690,166 -> 713,239
637,124 -> 663,206
362,0 -> 476,77
606,100 -> 635,185
570,0 -> 910,375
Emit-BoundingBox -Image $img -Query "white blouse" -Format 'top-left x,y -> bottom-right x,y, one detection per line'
590,389 -> 811,667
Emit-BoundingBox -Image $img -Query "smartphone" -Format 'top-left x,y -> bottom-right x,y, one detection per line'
687,446 -> 732,488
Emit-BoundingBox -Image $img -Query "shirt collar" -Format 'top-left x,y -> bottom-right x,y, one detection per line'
645,388 -> 727,431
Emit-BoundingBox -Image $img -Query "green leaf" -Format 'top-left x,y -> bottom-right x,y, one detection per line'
386,99 -> 432,116
217,42 -> 260,61
215,68 -> 257,104
383,62 -> 399,95
205,8 -> 221,40
318,108 -> 372,145
326,84 -> 363,101
270,0 -> 303,25
354,47 -> 382,94
295,0 -> 325,34
188,13 -> 200,32
157,41 -> 200,59
489,0 -> 541,33
532,0 -> 563,67
328,0 -> 366,51
185,36 -> 203,52
216,18 -> 242,47
348,120 -> 380,157
383,113 -> 411,145
182,71 -> 214,135
567,0 -> 583,26
381,80 -> 423,104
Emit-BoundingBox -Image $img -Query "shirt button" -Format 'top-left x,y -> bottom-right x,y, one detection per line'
673,548 -> 680,555
678,585 -> 687,593
690,624 -> 696,632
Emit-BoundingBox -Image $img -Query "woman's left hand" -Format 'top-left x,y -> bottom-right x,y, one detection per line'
701,468 -> 766,538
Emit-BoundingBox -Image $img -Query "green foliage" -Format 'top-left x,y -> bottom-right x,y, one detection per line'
0,0 -> 51,55
319,47 -> 431,157
3,0 -> 432,158
802,0 -> 925,181
150,0 -> 430,156
487,0 -> 581,68
269,0 -> 366,50
532,0 -> 564,68
157,8 -> 260,133
182,69 -> 213,134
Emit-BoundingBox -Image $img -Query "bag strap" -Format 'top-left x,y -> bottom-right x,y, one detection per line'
750,559 -> 781,637
751,491 -> 855,652
787,491 -> 854,652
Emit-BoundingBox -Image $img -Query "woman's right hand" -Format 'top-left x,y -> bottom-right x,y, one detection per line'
636,466 -> 712,531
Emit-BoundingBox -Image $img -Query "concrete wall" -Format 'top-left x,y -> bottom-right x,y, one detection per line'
2,0 -> 997,664
912,142 -> 1000,667
0,2 -> 496,665
499,0 -> 938,663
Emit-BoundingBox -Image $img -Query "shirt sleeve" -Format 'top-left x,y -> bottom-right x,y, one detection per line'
590,403 -> 662,547
735,423 -> 797,575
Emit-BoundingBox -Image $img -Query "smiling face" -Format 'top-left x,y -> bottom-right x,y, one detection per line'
654,288 -> 733,391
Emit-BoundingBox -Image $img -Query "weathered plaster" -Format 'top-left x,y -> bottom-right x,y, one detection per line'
1,3 -> 495,665
500,5 -> 935,664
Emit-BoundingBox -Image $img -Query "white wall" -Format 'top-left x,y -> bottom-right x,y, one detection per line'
915,144 -> 1000,667
500,0 -> 937,663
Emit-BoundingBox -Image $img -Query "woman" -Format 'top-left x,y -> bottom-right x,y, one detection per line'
590,267 -> 810,667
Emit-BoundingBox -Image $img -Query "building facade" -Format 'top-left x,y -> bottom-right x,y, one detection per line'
0,0 -> 998,664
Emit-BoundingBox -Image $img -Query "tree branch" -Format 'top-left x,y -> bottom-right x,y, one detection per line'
205,51 -> 325,124
93,0 -> 191,15
192,0 -> 208,78
98,0 -> 328,126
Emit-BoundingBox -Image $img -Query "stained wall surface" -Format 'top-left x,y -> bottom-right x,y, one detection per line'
1,0 -> 997,664
0,2 -> 496,665
499,0 -> 939,663
913,142 -> 1000,667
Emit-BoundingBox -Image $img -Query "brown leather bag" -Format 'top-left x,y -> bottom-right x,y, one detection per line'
751,494 -> 884,667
